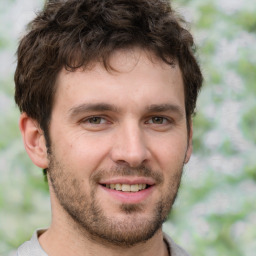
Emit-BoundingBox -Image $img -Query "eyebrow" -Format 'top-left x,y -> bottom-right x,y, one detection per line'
68,103 -> 119,118
68,102 -> 184,119
147,104 -> 184,117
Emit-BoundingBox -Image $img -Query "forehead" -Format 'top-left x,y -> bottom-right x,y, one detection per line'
53,48 -> 184,113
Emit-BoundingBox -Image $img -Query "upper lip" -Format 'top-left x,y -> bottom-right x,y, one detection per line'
99,177 -> 155,186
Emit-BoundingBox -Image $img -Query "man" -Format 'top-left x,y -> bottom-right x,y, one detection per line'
14,0 -> 203,255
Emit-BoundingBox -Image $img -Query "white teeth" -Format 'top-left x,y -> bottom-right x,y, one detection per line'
131,184 -> 139,192
116,184 -> 122,190
121,184 -> 130,192
105,183 -> 148,192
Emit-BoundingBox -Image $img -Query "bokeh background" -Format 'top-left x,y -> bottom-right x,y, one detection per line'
0,0 -> 255,255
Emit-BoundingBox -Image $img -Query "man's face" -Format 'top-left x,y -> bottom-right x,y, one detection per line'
47,49 -> 192,246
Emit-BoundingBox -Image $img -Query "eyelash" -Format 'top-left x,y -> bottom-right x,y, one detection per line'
146,116 -> 171,125
80,116 -> 172,125
81,116 -> 109,125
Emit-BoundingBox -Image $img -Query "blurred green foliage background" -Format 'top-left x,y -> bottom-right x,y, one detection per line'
0,0 -> 255,255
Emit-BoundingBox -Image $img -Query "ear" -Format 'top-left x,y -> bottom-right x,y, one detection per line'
184,121 -> 193,164
19,113 -> 49,168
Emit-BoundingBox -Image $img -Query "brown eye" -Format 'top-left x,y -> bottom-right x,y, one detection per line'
88,117 -> 103,124
80,116 -> 110,131
151,117 -> 164,124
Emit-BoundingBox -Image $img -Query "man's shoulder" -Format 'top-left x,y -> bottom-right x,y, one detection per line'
164,233 -> 190,256
15,230 -> 48,256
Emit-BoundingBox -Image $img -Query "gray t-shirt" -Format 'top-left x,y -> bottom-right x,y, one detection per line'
16,229 -> 190,256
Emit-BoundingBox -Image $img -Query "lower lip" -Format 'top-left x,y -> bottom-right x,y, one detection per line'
100,185 -> 154,204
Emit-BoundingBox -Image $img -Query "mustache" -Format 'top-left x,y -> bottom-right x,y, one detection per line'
91,165 -> 164,184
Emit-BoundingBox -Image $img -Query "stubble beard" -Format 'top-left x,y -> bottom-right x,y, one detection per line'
48,153 -> 183,247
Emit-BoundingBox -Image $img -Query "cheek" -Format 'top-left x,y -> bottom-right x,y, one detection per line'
53,132 -> 112,174
151,134 -> 188,170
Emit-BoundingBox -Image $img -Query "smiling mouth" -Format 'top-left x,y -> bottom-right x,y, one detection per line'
101,184 -> 151,192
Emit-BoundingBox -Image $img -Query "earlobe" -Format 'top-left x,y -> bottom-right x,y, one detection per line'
19,113 -> 49,168
184,122 -> 193,164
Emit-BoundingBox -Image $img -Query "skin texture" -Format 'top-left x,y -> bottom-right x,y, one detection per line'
19,48 -> 192,256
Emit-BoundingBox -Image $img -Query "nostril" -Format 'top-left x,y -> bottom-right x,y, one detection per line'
115,160 -> 130,166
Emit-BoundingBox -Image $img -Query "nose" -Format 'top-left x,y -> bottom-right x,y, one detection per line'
110,122 -> 150,168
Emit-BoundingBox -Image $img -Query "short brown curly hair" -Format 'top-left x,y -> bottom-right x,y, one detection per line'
15,0 -> 203,145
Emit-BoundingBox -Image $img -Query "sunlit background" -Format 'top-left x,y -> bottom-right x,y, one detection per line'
0,0 -> 255,255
